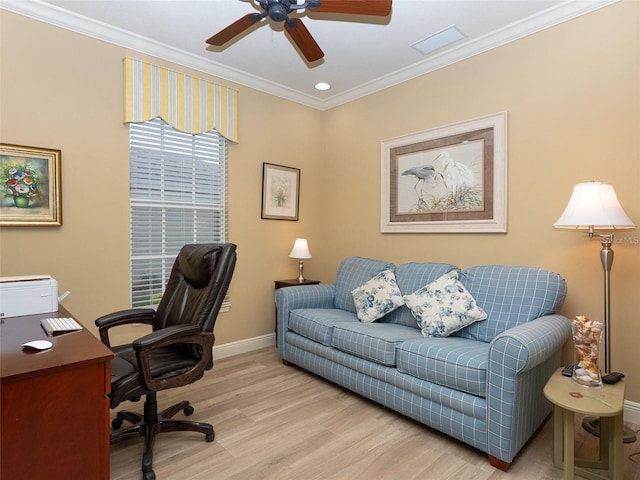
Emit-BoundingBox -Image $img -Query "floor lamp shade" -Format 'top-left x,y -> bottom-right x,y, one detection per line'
553,182 -> 635,230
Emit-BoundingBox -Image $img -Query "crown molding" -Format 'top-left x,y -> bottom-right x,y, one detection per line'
1,0 -> 618,111
320,0 -> 619,110
0,0 -> 327,109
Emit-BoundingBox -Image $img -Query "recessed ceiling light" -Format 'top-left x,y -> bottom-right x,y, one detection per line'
314,82 -> 331,91
411,25 -> 466,56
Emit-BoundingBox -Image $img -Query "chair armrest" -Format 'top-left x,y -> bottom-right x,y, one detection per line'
133,325 -> 215,392
486,314 -> 571,463
132,324 -> 201,349
95,308 -> 156,347
275,283 -> 336,357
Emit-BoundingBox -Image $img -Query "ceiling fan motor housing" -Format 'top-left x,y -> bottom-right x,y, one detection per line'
258,1 -> 290,22
268,4 -> 288,22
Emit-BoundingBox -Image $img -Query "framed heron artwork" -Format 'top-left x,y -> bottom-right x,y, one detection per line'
380,112 -> 507,233
0,144 -> 62,226
261,162 -> 300,221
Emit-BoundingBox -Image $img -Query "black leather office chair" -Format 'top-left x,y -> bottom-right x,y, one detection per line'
96,243 -> 237,480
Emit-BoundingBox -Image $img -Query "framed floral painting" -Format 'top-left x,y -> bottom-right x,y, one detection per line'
1,144 -> 62,226
261,163 -> 300,221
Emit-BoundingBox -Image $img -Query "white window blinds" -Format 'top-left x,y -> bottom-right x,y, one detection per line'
129,117 -> 228,308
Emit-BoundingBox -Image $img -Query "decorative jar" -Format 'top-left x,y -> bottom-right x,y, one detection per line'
571,315 -> 603,387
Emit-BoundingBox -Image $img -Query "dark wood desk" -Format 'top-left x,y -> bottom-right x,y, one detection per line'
1,308 -> 113,480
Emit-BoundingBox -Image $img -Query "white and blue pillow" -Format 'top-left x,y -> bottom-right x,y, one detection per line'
404,270 -> 487,337
351,269 -> 404,322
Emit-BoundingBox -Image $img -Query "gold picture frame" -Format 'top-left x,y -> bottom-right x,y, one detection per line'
1,144 -> 62,226
381,112 -> 507,233
261,162 -> 300,221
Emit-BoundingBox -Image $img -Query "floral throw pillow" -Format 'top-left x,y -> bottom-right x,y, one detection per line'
351,269 -> 405,323
403,270 -> 487,337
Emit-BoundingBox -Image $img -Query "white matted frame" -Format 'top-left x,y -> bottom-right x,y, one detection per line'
381,112 -> 507,233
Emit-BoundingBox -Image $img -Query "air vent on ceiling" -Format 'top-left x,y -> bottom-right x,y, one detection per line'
411,25 -> 466,56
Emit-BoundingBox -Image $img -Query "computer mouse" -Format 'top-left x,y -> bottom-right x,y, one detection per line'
22,340 -> 53,351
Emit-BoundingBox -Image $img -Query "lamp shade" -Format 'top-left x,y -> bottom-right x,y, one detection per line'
289,238 -> 312,259
553,182 -> 635,230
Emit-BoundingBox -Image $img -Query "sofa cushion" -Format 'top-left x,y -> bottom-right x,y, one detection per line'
383,262 -> 458,327
351,269 -> 405,322
331,323 -> 422,366
396,337 -> 489,397
454,266 -> 567,342
334,257 -> 396,314
403,270 -> 487,337
289,308 -> 358,346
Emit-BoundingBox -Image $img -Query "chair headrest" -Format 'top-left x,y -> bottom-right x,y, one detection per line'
178,245 -> 220,288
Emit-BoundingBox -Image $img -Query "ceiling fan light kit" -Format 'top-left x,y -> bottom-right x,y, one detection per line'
206,0 -> 392,63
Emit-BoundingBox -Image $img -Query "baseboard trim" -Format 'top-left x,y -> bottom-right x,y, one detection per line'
214,333 -> 640,425
625,400 -> 640,425
214,333 -> 276,359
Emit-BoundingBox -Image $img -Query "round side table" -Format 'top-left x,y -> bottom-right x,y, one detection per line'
543,368 -> 625,480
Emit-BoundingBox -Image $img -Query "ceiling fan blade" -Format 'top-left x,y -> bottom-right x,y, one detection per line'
284,18 -> 324,63
206,14 -> 261,46
309,0 -> 392,16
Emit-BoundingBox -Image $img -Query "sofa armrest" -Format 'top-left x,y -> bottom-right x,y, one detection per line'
276,283 -> 336,357
486,314 -> 571,464
489,314 -> 571,374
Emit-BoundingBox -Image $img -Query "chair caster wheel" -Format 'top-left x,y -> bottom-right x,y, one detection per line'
142,452 -> 155,480
112,417 -> 124,429
184,406 -> 195,416
206,432 -> 215,442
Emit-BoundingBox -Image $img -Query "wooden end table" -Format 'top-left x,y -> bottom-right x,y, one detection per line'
274,278 -> 320,290
543,368 -> 625,480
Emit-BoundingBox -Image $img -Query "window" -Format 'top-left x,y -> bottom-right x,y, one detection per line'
129,117 -> 227,308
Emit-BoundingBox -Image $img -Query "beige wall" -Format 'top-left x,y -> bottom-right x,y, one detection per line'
1,2 -> 639,400
318,1 -> 640,400
0,11 -> 326,347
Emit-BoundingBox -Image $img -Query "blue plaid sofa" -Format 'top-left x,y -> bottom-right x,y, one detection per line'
276,257 -> 570,470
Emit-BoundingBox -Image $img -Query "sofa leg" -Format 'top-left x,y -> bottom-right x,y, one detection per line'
488,455 -> 510,471
282,359 -> 290,366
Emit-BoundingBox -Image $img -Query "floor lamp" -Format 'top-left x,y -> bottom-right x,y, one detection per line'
553,182 -> 636,442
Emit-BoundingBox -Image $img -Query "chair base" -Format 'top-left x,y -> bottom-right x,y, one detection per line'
111,393 -> 215,480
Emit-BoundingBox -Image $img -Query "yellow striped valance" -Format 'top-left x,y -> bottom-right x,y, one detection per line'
124,57 -> 238,142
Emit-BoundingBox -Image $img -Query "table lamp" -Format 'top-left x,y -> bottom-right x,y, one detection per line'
289,238 -> 312,283
553,181 -> 636,440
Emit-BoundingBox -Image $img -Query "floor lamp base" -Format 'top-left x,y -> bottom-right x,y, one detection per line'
582,416 -> 637,443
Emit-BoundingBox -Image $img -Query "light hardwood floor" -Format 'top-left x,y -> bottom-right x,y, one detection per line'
110,347 -> 640,479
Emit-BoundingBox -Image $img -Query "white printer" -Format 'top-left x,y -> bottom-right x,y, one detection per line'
0,275 -> 59,318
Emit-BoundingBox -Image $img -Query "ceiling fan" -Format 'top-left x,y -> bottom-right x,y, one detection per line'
206,0 -> 392,63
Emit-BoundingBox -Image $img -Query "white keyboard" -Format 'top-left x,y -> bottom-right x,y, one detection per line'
40,317 -> 83,336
